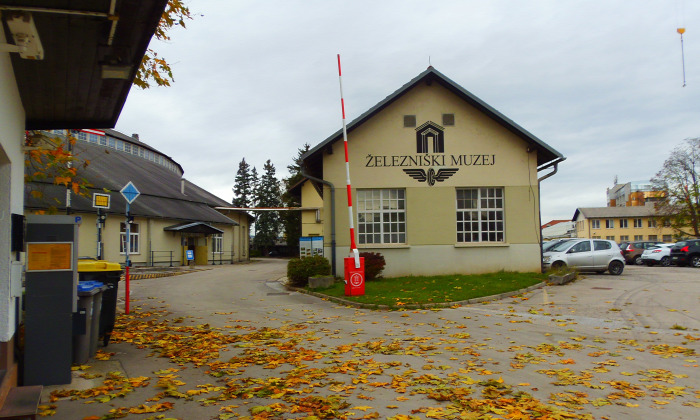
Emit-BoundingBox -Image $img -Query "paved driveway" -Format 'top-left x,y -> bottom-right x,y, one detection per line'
43,260 -> 699,420
478,264 -> 700,332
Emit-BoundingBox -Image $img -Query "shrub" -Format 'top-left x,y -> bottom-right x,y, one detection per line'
359,252 -> 386,280
287,256 -> 331,287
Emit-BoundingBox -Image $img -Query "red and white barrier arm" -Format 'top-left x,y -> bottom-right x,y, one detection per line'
337,54 -> 360,268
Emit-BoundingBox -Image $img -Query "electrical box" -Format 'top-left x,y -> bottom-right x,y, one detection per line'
23,215 -> 79,386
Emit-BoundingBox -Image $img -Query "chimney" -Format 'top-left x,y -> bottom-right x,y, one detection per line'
181,178 -> 186,195
132,133 -> 139,140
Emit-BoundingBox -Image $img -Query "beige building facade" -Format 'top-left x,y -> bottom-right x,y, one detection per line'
573,206 -> 679,243
299,67 -> 564,277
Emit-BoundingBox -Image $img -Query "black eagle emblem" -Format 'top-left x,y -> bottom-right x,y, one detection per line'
403,168 -> 459,186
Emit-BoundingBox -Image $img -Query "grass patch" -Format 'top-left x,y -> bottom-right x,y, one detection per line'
310,271 -> 546,308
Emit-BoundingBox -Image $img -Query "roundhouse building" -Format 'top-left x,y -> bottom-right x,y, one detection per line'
298,67 -> 565,277
25,129 -> 252,266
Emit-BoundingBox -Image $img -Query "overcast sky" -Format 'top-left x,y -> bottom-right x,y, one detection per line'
115,0 -> 699,223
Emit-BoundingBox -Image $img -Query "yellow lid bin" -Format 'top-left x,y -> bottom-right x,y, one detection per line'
78,259 -> 122,273
77,258 -> 123,346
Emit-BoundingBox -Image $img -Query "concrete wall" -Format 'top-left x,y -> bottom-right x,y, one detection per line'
314,81 -> 543,276
0,34 -> 26,343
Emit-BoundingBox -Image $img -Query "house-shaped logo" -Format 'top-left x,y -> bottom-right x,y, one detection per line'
403,121 -> 458,186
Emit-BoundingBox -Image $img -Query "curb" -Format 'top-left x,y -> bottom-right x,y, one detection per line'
285,281 -> 546,310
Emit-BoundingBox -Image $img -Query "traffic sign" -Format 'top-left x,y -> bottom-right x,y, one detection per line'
120,181 -> 140,204
92,193 -> 111,209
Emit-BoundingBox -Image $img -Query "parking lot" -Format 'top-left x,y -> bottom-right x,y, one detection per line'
479,264 -> 700,332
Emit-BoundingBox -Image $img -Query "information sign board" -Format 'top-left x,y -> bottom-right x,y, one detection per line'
26,242 -> 73,271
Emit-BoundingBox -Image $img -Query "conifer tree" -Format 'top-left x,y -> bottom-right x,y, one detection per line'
253,160 -> 282,254
232,158 -> 253,208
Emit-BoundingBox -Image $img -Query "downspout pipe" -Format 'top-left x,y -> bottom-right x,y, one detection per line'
300,169 -> 337,276
537,157 -> 566,272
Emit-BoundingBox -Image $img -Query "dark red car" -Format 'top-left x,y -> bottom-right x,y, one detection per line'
620,241 -> 664,265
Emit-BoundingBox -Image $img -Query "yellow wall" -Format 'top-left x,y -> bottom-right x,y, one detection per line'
310,81 -> 544,276
300,180 -> 324,237
218,210 -> 250,262
574,215 -> 680,242
63,211 -> 247,266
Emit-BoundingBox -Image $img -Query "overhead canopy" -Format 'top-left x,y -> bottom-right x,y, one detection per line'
164,222 -> 226,235
0,0 -> 168,129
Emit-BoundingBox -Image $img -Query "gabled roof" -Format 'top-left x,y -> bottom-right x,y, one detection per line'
302,66 -> 564,172
542,219 -> 572,229
1,0 -> 168,129
164,222 -> 226,234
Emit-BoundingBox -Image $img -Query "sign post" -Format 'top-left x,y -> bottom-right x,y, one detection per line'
119,182 -> 140,314
92,193 -> 110,260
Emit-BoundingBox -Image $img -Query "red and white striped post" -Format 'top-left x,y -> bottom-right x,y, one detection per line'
337,54 -> 365,296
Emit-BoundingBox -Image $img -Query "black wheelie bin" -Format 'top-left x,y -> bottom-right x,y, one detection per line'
78,259 -> 123,346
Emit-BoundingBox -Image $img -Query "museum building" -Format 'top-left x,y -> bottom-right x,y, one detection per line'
297,67 -> 565,277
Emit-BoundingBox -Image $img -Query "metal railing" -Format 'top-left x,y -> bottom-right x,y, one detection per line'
150,250 -> 174,267
209,251 -> 234,265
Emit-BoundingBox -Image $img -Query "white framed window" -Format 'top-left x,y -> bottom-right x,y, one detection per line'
591,220 -> 600,229
456,187 -> 504,243
620,235 -> 629,241
139,147 -> 145,157
606,236 -> 615,240
124,143 -> 132,153
662,235 -> 672,242
620,219 -> 628,228
605,219 -> 614,229
89,133 -> 99,143
108,137 -> 116,148
212,234 -> 223,253
120,223 -> 140,254
648,235 -> 658,241
116,140 -> 124,151
633,218 -> 643,228
357,189 -> 406,244
647,219 -> 657,228
634,235 -> 644,240
77,131 -> 87,141
99,136 -> 107,146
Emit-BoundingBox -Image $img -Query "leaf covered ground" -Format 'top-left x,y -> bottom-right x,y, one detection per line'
43,294 -> 699,420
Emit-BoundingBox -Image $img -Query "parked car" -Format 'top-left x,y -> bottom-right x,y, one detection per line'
542,239 -> 574,253
543,239 -> 625,275
669,239 -> 700,267
620,241 -> 664,265
640,243 -> 674,267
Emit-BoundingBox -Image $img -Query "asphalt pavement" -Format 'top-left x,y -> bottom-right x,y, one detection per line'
40,260 -> 699,419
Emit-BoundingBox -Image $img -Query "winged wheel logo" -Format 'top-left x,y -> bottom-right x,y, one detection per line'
403,168 -> 459,186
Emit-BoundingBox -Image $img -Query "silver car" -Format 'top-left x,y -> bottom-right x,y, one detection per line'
543,239 -> 625,275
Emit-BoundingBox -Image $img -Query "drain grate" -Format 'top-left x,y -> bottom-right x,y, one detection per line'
591,287 -> 612,290
267,292 -> 290,296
